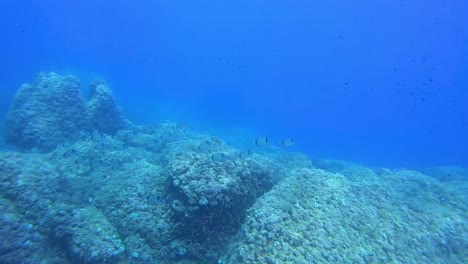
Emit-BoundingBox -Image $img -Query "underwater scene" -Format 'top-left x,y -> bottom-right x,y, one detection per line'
0,1 -> 467,264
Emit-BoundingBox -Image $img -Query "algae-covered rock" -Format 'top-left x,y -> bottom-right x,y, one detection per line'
220,168 -> 467,264
0,152 -> 70,263
0,197 -> 49,263
87,80 -> 127,135
4,72 -> 88,151
4,73 -> 129,152
53,205 -> 125,264
0,152 -> 62,230
161,136 -> 279,261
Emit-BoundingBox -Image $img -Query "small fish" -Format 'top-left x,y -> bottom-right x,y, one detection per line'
148,192 -> 165,205
255,137 -> 269,146
198,140 -> 212,151
125,131 -> 137,140
238,149 -> 252,159
281,138 -> 295,146
63,149 -> 79,158
211,153 -> 228,162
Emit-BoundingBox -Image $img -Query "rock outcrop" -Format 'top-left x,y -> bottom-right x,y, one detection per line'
87,80 -> 127,135
4,72 -> 87,151
4,72 -> 128,151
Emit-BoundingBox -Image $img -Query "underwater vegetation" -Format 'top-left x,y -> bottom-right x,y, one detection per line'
0,73 -> 467,263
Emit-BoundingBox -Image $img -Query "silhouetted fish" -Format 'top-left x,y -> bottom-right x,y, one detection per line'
281,138 -> 295,146
148,192 -> 165,205
238,149 -> 252,159
198,141 -> 212,151
255,137 -> 269,146
211,153 -> 228,162
125,130 -> 137,140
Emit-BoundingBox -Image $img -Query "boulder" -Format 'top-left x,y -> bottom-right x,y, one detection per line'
4,72 -> 87,151
87,80 -> 127,135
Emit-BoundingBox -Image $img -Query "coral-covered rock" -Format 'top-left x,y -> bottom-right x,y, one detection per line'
220,168 -> 468,264
53,205 -> 125,264
4,72 -> 88,151
87,80 -> 127,135
0,152 -> 61,230
3,73 -> 130,151
0,197 -> 49,263
161,136 -> 279,261
0,153 -> 69,263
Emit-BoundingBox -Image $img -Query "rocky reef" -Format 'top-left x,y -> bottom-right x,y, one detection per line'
4,73 -> 88,151
0,73 -> 466,264
87,80 -> 128,135
219,167 -> 467,263
160,136 -> 284,261
3,72 -> 127,151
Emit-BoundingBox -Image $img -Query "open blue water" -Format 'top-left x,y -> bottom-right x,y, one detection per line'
0,1 -> 467,263
1,0 -> 467,168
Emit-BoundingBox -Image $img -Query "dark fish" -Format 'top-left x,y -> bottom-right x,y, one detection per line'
211,153 -> 228,162
281,138 -> 295,146
198,140 -> 212,151
238,149 -> 252,159
63,149 -> 79,158
148,192 -> 165,205
255,137 -> 269,146
125,131 -> 137,140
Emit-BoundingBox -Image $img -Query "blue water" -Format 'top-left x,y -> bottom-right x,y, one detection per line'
1,0 -> 467,167
1,2 -> 468,263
